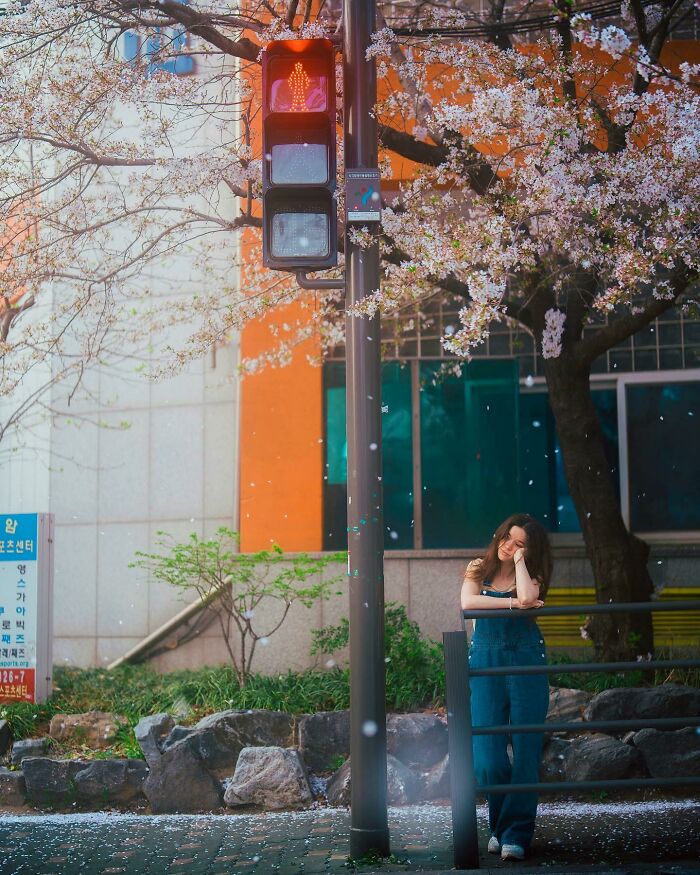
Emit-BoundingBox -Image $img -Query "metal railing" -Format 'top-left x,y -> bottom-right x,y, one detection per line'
443,599 -> 700,869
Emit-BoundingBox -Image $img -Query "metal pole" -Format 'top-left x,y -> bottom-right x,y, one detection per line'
444,631 -> 480,870
344,0 -> 390,860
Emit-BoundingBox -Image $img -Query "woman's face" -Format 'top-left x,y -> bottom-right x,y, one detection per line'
497,525 -> 527,562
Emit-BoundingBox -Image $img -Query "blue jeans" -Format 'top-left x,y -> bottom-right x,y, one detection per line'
468,592 -> 549,849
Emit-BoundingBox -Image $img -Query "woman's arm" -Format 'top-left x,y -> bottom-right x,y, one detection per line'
460,561 -> 543,611
513,547 -> 542,607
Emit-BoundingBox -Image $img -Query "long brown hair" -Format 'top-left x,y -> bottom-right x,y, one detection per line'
468,513 -> 553,597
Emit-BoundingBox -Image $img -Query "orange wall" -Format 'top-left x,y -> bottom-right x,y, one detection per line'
239,292 -> 325,552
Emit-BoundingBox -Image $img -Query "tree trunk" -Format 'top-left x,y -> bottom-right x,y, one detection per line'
543,354 -> 654,661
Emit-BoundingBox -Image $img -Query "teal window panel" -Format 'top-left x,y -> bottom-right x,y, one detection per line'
420,360 -> 519,548
323,362 -> 414,550
520,389 -> 619,532
627,381 -> 700,531
519,392 -> 557,526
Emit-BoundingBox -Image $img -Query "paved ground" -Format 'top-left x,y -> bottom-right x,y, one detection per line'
0,800 -> 698,874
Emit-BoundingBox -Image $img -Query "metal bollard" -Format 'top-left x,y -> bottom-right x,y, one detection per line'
443,630 -> 480,869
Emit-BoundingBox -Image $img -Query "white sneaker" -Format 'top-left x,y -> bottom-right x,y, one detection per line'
487,836 -> 500,854
501,843 -> 525,861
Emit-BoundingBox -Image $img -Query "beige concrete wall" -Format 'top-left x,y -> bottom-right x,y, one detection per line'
140,543 -> 700,674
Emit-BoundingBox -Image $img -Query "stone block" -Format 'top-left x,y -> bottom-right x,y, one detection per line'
584,684 -> 700,723
0,767 -> 26,807
632,727 -> 700,778
163,709 -> 294,780
74,758 -> 148,803
49,712 -> 128,749
0,719 -> 11,756
386,713 -> 447,769
11,738 -> 50,764
143,744 -> 222,813
223,746 -> 313,810
297,711 -> 350,773
23,758 -> 89,806
563,734 -> 647,782
134,713 -> 175,768
326,754 -> 421,806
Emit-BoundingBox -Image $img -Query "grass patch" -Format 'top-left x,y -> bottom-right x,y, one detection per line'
1,642 -> 696,758
0,664 -> 353,753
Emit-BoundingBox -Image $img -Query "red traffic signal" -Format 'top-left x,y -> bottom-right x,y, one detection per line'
262,39 -> 337,271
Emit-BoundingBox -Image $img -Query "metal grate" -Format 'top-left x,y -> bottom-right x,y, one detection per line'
330,303 -> 700,378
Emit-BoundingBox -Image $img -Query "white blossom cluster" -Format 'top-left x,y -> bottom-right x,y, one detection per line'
571,16 -> 631,59
365,28 -> 699,361
541,309 -> 567,359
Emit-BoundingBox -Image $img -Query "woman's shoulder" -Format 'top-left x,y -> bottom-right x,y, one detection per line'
464,558 -> 483,579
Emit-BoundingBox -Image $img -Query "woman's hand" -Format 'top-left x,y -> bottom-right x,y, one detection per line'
513,597 -> 544,609
514,547 -> 526,565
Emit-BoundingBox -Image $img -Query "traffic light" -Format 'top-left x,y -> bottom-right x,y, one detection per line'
262,39 -> 337,271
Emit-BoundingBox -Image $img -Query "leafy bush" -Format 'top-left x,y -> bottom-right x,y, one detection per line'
131,528 -> 346,686
311,602 -> 445,711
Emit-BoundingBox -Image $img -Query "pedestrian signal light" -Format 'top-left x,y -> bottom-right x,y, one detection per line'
262,39 -> 337,270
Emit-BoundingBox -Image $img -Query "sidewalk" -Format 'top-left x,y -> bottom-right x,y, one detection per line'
0,800 -> 698,874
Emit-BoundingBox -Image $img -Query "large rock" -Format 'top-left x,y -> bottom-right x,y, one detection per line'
326,754 -> 422,807
632,728 -> 700,779
298,710 -> 350,773
0,767 -> 26,806
325,758 -> 351,806
0,719 -> 11,756
143,743 -> 222,814
162,709 -> 294,780
563,734 -> 647,782
134,713 -> 174,767
11,737 -> 50,764
547,688 -> 592,726
420,754 -> 451,801
223,746 -> 313,810
541,737 -> 573,783
22,757 -> 89,806
74,759 -> 148,804
386,713 -> 447,769
584,684 -> 700,724
49,712 -> 128,749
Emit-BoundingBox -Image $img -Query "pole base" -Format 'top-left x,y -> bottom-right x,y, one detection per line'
350,826 -> 391,860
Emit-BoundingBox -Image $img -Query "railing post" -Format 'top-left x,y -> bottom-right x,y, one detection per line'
443,630 -> 480,870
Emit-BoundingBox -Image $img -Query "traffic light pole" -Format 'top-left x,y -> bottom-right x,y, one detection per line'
343,0 -> 390,861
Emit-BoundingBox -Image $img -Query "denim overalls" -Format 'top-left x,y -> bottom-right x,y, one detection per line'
468,587 -> 549,849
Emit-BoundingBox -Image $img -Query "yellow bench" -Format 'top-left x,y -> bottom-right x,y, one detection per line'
540,587 -> 700,648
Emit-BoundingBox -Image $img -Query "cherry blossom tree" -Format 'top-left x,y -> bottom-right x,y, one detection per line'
1,0 -> 698,659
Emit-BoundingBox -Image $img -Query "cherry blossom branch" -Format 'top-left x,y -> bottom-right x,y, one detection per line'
575,277 -> 695,367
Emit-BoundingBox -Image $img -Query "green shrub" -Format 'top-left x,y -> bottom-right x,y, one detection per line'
311,602 -> 445,711
132,528 -> 346,686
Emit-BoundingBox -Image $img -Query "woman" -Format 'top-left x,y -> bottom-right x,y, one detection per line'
460,513 -> 552,862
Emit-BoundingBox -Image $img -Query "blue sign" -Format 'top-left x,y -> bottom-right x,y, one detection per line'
0,514 -> 38,562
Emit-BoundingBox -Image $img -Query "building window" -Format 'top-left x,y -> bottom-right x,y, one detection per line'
623,378 -> 700,531
419,360 -> 519,547
520,388 -> 619,532
323,362 -> 413,550
324,361 -> 700,546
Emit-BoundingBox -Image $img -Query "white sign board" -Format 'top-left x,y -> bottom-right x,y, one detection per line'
0,513 -> 53,704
